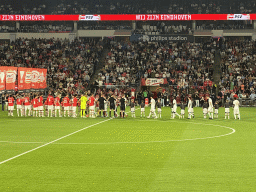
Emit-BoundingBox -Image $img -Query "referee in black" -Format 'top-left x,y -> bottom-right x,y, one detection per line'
120,95 -> 126,118
98,94 -> 105,117
108,95 -> 116,118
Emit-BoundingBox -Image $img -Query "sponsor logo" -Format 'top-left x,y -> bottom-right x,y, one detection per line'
6,70 -> 16,83
145,78 -> 164,86
79,15 -> 101,21
31,70 -> 40,83
227,14 -> 250,20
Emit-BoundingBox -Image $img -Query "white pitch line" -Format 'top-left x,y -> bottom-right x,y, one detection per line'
0,118 -> 112,165
0,122 -> 236,145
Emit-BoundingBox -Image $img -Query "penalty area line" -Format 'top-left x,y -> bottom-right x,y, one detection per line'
0,118 -> 112,165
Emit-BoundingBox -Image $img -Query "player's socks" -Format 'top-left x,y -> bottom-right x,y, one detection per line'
238,114 -> 240,120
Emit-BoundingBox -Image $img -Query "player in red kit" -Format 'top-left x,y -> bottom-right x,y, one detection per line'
16,95 -> 23,117
47,93 -> 54,117
63,94 -> 70,117
71,95 -> 78,118
44,99 -> 48,117
32,95 -> 39,117
54,94 -> 62,117
38,94 -> 44,117
89,94 -> 96,118
24,94 -> 31,117
8,95 -> 14,116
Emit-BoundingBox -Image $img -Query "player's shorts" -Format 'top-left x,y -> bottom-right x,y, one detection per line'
81,104 -> 86,110
109,104 -> 115,110
234,108 -> 239,115
99,104 -> 104,110
141,108 -> 145,112
203,108 -> 208,114
33,107 -> 38,111
17,105 -> 22,109
131,107 -> 135,112
225,108 -> 230,113
181,109 -> 185,115
8,106 -> 14,111
48,105 -> 53,110
55,106 -> 60,110
150,108 -> 155,112
157,108 -> 162,112
25,105 -> 31,110
104,105 -> 108,111
5,102 -> 8,106
208,107 -> 213,113
64,107 -> 69,111
120,105 -> 125,111
188,108 -> 193,113
38,106 -> 44,110
214,109 -> 218,114
89,106 -> 95,111
172,107 -> 177,113
72,106 -> 77,111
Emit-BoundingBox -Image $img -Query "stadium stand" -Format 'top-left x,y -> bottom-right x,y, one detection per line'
93,39 -> 256,105
0,37 -> 105,95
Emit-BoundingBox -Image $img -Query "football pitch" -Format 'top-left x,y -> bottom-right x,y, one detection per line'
0,107 -> 255,192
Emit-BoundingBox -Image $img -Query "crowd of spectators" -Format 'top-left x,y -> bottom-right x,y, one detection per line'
134,22 -> 192,35
0,37 -> 104,95
78,22 -> 132,31
94,38 -> 256,105
196,21 -> 254,30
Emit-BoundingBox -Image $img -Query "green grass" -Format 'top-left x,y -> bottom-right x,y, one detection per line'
0,106 -> 256,192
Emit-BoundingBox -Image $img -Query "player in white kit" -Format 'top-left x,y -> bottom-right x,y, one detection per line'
187,97 -> 194,119
172,98 -> 180,119
140,101 -> 145,117
233,97 -> 240,120
156,99 -> 162,118
147,97 -> 157,119
207,96 -> 213,119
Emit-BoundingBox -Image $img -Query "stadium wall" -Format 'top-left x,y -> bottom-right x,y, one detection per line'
0,29 -> 255,41
77,30 -> 115,37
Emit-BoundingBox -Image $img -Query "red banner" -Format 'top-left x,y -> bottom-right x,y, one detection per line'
0,14 -> 256,21
0,67 -> 6,93
5,67 -> 17,91
18,67 -> 32,91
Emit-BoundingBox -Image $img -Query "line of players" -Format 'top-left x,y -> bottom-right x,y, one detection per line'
144,96 -> 241,120
5,93 -> 241,120
5,93 -> 125,118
